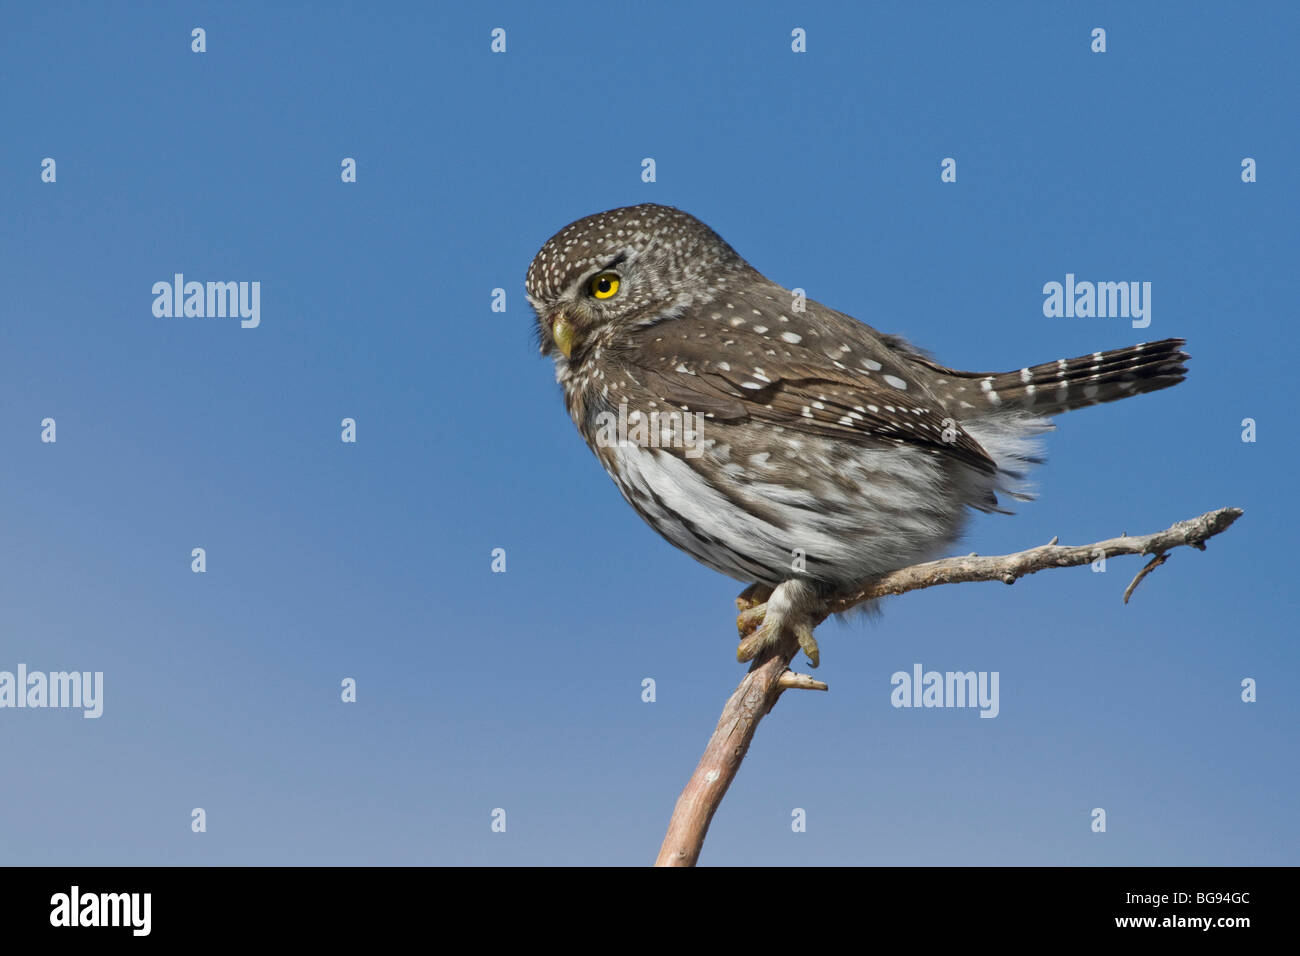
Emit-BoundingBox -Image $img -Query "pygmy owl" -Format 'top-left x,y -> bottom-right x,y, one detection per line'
526,204 -> 1188,666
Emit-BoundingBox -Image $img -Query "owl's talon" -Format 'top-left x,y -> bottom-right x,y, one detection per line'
737,604 -> 766,638
736,584 -> 773,657
793,624 -> 821,669
735,617 -> 822,667
736,583 -> 773,613
733,579 -> 824,667
736,632 -> 764,662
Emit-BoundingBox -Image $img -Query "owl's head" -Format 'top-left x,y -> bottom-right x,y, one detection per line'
525,203 -> 748,363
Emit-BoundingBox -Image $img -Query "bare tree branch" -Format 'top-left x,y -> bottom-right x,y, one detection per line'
654,506 -> 1243,867
823,507 -> 1242,615
653,631 -> 803,868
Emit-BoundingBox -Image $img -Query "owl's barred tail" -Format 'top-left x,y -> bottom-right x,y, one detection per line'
945,338 -> 1189,417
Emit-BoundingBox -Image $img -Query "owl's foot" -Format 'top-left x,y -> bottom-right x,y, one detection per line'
735,582 -> 771,613
735,579 -> 824,668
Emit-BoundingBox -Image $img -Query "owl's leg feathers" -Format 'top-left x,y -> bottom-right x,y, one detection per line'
735,579 -> 825,668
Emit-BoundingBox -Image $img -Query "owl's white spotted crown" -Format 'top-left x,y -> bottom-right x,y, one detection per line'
524,203 -> 744,309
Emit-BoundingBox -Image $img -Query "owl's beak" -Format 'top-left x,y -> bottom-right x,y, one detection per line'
551,314 -> 576,359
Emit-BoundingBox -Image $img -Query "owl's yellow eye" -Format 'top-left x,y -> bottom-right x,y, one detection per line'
590,273 -> 620,299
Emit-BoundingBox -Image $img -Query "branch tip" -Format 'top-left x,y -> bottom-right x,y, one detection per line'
778,671 -> 830,692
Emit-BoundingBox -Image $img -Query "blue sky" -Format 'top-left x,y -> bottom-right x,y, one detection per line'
1,1 -> 1295,865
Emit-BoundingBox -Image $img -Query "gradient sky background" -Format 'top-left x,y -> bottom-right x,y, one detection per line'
2,2 -> 1295,866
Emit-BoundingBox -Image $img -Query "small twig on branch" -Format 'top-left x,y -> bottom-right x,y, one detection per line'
778,671 -> 829,692
1123,552 -> 1170,604
654,507 -> 1243,867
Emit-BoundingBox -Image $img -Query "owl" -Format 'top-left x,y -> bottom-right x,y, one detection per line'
525,204 -> 1188,666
